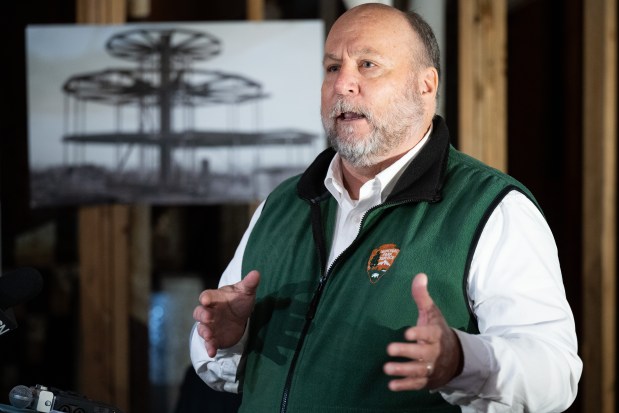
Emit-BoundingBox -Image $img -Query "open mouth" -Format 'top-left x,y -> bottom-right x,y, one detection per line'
338,111 -> 366,121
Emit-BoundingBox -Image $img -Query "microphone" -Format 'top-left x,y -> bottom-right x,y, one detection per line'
8,385 -> 35,409
8,385 -> 54,411
0,267 -> 43,336
8,384 -> 125,413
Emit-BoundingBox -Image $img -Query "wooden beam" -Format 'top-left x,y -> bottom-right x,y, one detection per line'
130,206 -> 151,327
76,2 -> 133,411
582,0 -> 617,412
458,0 -> 507,172
78,205 -> 130,411
246,0 -> 264,21
76,0 -> 126,24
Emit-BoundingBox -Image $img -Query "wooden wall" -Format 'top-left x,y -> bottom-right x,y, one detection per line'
582,0 -> 616,412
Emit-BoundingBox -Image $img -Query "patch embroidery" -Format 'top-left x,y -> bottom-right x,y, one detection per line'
367,243 -> 400,284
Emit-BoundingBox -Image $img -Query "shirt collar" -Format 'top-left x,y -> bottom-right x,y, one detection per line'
324,125 -> 433,204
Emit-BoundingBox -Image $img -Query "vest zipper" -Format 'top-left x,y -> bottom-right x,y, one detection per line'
278,198 -> 413,413
279,266 -> 333,413
279,196 -> 330,413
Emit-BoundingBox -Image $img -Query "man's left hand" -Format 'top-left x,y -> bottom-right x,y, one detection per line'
383,273 -> 463,391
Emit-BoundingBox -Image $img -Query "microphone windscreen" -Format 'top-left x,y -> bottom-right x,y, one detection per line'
8,385 -> 34,409
0,268 -> 44,309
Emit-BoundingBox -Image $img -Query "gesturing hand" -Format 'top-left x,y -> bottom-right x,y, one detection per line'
193,270 -> 261,357
383,273 -> 463,390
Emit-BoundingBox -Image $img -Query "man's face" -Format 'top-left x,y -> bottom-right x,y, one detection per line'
320,8 -> 427,168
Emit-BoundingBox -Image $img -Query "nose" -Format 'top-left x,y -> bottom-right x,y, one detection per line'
333,65 -> 359,96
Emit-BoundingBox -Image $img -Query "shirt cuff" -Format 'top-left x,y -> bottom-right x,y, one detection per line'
438,329 -> 499,404
189,322 -> 245,393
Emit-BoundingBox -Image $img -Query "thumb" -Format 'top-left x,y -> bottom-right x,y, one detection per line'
412,273 -> 434,325
238,270 -> 261,294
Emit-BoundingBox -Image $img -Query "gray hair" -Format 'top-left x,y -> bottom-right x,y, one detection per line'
404,11 -> 441,80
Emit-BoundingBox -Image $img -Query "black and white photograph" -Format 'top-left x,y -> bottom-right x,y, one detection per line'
27,20 -> 324,207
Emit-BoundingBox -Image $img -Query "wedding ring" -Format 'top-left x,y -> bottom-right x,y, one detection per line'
426,363 -> 434,377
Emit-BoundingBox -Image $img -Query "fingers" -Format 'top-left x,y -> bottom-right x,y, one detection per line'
196,317 -> 229,358
385,336 -> 433,364
385,337 -> 438,391
198,289 -> 219,306
239,270 -> 261,293
194,270 -> 260,358
193,304 -> 221,330
401,324 -> 440,343
198,270 -> 261,306
205,343 -> 217,358
384,350 -> 435,391
411,273 -> 434,317
386,370 -> 433,391
383,273 -> 462,391
196,321 -> 218,357
196,322 -> 213,340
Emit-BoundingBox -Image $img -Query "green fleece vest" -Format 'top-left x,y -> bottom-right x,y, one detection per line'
238,127 -> 537,413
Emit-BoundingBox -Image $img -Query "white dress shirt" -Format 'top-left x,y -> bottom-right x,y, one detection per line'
191,134 -> 582,412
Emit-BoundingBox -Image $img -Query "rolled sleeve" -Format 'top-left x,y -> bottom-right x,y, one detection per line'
190,322 -> 246,393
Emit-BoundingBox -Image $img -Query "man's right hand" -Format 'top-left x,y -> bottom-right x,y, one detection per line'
193,270 -> 261,357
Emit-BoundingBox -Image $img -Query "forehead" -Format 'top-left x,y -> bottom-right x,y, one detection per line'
324,8 -> 417,59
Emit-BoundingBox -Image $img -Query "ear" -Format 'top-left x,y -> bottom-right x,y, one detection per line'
419,67 -> 439,99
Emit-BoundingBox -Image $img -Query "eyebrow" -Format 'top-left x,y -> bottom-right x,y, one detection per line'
323,47 -> 384,64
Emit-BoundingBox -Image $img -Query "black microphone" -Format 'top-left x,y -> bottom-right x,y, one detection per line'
0,267 -> 43,336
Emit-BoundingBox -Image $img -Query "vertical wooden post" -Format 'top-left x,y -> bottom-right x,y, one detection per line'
78,205 -> 130,409
246,0 -> 264,21
582,0 -> 617,412
458,0 -> 507,172
77,0 -> 126,24
78,204 -> 150,412
75,1 -> 133,411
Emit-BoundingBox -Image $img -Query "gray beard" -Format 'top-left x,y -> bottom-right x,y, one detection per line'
322,88 -> 424,168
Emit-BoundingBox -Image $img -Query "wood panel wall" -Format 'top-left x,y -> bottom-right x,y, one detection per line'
78,205 -> 130,409
246,0 -> 264,20
582,0 -> 617,412
76,0 -> 126,23
458,0 -> 507,172
460,1 -> 617,412
75,1 -> 131,411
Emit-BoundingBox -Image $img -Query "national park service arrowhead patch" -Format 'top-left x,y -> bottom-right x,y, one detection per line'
367,243 -> 400,284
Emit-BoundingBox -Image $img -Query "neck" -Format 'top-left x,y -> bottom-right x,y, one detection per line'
340,154 -> 401,200
340,118 -> 433,200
